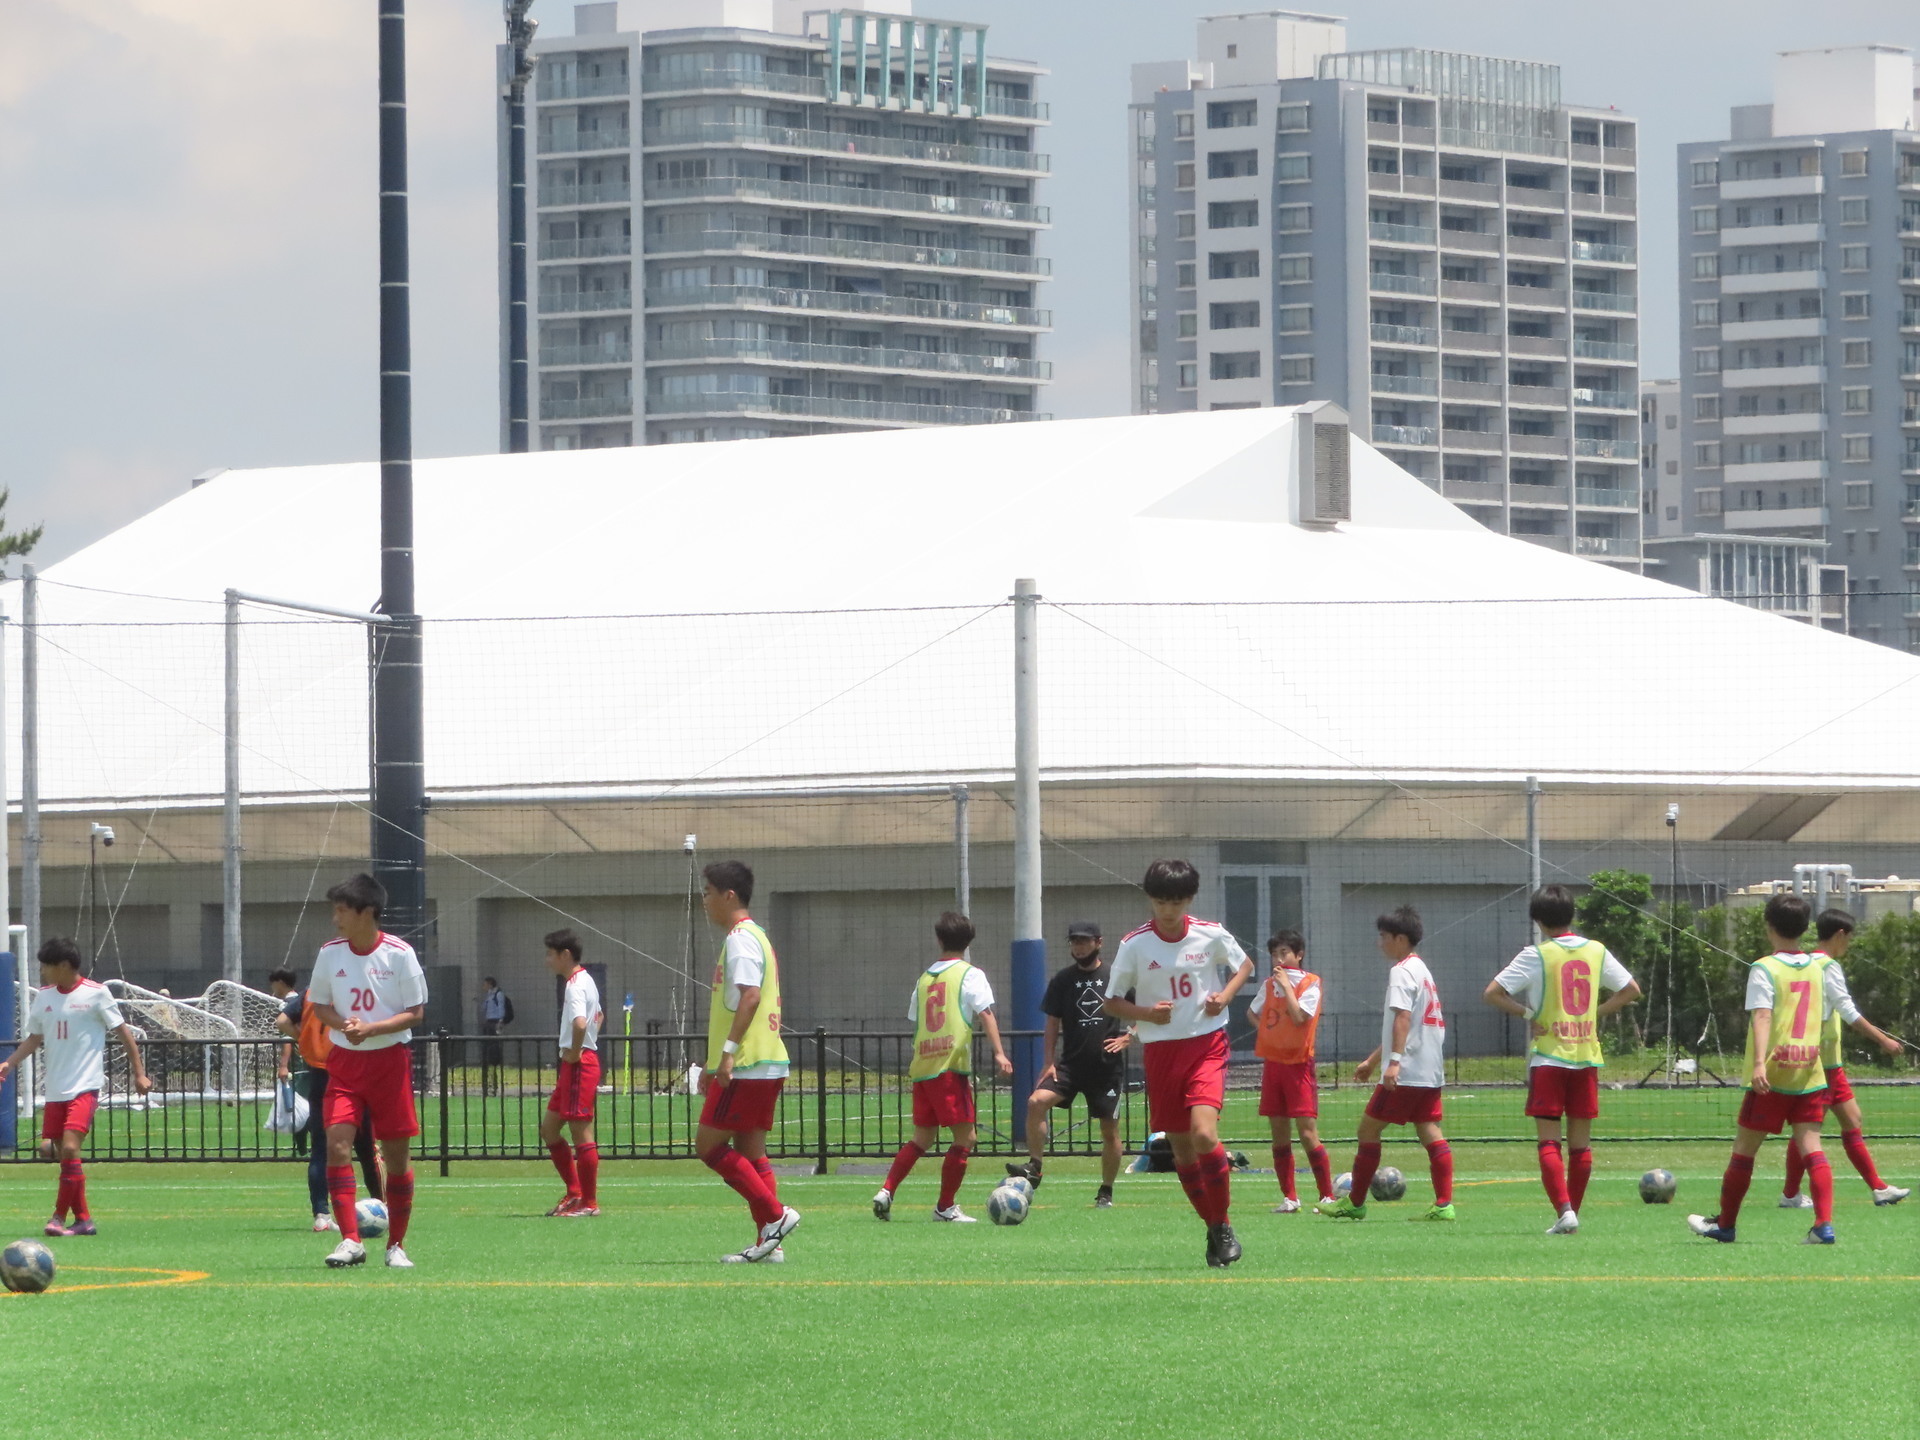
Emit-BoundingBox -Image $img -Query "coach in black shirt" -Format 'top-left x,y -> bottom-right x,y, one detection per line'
1007,921 -> 1134,1207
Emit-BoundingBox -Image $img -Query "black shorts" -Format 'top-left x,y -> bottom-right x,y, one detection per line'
1037,1062 -> 1124,1122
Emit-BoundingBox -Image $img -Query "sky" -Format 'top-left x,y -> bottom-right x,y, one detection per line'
3,0 -> 1917,565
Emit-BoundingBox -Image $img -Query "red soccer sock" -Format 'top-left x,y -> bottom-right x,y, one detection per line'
1307,1144 -> 1334,1201
548,1140 -> 580,1198
883,1141 -> 927,1196
937,1145 -> 971,1211
1425,1140 -> 1455,1208
328,1165 -> 360,1241
1806,1152 -> 1835,1226
1568,1147 -> 1593,1212
55,1160 -> 82,1221
750,1155 -> 779,1207
1199,1143 -> 1233,1225
574,1143 -> 599,1206
1717,1151 -> 1755,1228
387,1169 -> 415,1248
1841,1129 -> 1885,1191
1174,1162 -> 1209,1221
1272,1144 -> 1297,1202
704,1146 -> 782,1228
1783,1140 -> 1808,1198
1537,1140 -> 1570,1213
1350,1141 -> 1383,1203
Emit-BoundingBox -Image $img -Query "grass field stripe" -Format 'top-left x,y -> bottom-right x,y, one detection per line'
193,1273 -> 1920,1292
4,1267 -> 209,1296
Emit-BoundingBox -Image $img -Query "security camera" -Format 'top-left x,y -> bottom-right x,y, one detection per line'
683,833 -> 698,855
1664,804 -> 1679,828
91,823 -> 116,847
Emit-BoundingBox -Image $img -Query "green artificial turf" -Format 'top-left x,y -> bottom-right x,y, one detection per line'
2,1142 -> 1914,1440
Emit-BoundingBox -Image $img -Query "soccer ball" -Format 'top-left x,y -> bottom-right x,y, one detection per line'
1,1239 -> 56,1294
1369,1166 -> 1407,1202
1003,1175 -> 1034,1201
355,1198 -> 390,1238
1639,1169 -> 1677,1205
1334,1172 -> 1353,1198
987,1184 -> 1029,1226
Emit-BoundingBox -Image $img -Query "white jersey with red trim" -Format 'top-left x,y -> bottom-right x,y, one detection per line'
1381,955 -> 1446,1089
1105,917 -> 1249,1043
306,934 -> 428,1052
28,979 -> 125,1102
559,968 -> 603,1052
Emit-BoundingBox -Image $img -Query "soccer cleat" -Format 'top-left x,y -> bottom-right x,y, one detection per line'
1777,1193 -> 1814,1209
744,1206 -> 801,1261
1205,1222 -> 1243,1267
67,1219 -> 97,1237
1272,1197 -> 1302,1214
1414,1203 -> 1458,1222
312,1213 -> 337,1233
384,1244 -> 414,1268
1872,1185 -> 1910,1207
561,1204 -> 600,1218
1686,1214 -> 1735,1243
1801,1224 -> 1837,1245
1546,1209 -> 1579,1236
1316,1195 -> 1365,1220
1094,1186 -> 1114,1209
546,1196 -> 582,1218
872,1188 -> 893,1221
43,1219 -> 71,1238
722,1245 -> 784,1264
324,1238 -> 367,1268
1005,1160 -> 1043,1189
933,1205 -> 978,1223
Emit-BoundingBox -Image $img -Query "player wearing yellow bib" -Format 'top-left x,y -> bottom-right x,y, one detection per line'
1689,893 -> 1838,1244
874,913 -> 1012,1222
1483,886 -> 1641,1235
695,860 -> 801,1265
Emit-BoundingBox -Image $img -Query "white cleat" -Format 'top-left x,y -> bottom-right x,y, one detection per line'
721,1245 -> 785,1264
1778,1194 -> 1814,1209
933,1205 -> 977,1223
1272,1198 -> 1302,1214
872,1188 -> 893,1221
383,1244 -> 413,1268
1547,1209 -> 1580,1235
312,1213 -> 337,1233
744,1206 -> 801,1261
324,1238 -> 367,1268
1872,1185 -> 1910,1206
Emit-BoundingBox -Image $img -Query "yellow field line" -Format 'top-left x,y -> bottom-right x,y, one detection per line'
195,1273 -> 1919,1292
4,1266 -> 208,1297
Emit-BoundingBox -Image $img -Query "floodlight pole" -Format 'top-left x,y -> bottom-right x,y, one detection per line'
373,0 -> 430,954
224,591 -> 242,983
1010,580 -> 1044,1141
503,0 -> 537,453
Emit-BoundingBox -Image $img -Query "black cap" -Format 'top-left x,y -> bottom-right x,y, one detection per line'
1065,920 -> 1101,940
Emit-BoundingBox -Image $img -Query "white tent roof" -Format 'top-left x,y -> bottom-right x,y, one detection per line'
10,410 -> 1920,839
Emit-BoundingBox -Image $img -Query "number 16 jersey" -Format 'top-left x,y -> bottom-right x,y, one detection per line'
1105,917 -> 1248,1044
307,933 -> 429,1051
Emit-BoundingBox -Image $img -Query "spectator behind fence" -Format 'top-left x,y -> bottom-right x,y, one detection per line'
480,976 -> 515,1094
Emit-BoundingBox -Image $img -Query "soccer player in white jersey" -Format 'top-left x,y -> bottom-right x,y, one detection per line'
0,937 -> 152,1236
1319,906 -> 1457,1222
540,928 -> 605,1217
1102,859 -> 1254,1267
306,873 -> 429,1269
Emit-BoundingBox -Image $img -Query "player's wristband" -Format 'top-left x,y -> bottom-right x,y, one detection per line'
1388,1051 -> 1405,1064
721,1039 -> 741,1057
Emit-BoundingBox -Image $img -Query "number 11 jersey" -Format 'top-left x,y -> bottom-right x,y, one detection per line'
307,934 -> 428,1051
1105,917 -> 1248,1044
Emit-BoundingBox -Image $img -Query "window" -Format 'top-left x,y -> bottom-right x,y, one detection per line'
1208,200 -> 1259,229
1211,301 -> 1261,329
1210,351 -> 1261,380
1694,347 -> 1721,374
1225,43 -> 1238,59
1209,250 -> 1260,280
1177,362 -> 1197,387
1691,206 -> 1720,234
1840,245 -> 1869,271
1175,212 -> 1196,238
1696,487 -> 1722,516
1175,162 -> 1195,189
1275,154 -> 1311,182
1206,100 -> 1257,129
1276,205 -> 1311,231
1845,483 -> 1874,510
1691,254 -> 1720,281
1174,112 -> 1194,139
1841,149 -> 1868,177
1277,104 -> 1310,132
1841,198 -> 1870,225
1665,413 -> 1678,430
1666,460 -> 1679,475
1207,150 -> 1257,179
1844,340 -> 1872,366
1695,441 -> 1722,468
1279,355 -> 1314,384
1844,436 -> 1873,463
1175,262 -> 1196,288
1276,304 -> 1311,332
1843,387 -> 1872,415
1692,300 -> 1720,327
1177,312 -> 1197,338
1843,292 -> 1870,319
1274,255 -> 1311,282
1691,159 -> 1719,186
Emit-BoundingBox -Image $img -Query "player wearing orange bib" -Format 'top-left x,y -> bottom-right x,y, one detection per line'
1248,930 -> 1334,1212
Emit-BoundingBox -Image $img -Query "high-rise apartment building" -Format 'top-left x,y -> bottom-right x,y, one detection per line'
501,1 -> 1050,450
1658,45 -> 1920,646
1129,12 -> 1643,566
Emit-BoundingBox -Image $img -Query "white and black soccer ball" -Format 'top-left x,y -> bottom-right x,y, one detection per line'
1003,1175 -> 1034,1201
355,1198 -> 390,1238
1,1239 -> 56,1294
1639,1168 -> 1677,1205
1370,1166 -> 1407,1202
1334,1171 -> 1353,1198
987,1184 -> 1030,1226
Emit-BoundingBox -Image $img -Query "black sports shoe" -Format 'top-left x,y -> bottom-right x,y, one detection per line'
1205,1222 -> 1243,1268
1005,1160 -> 1043,1189
1094,1185 -> 1114,1209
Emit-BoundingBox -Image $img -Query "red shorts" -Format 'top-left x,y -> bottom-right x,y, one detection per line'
1142,1030 -> 1229,1134
911,1069 -> 978,1128
699,1075 -> 783,1133
1525,1065 -> 1601,1120
1257,1060 -> 1318,1119
1738,1088 -> 1827,1135
323,1043 -> 420,1139
1365,1083 -> 1444,1126
41,1091 -> 100,1141
547,1051 -> 602,1121
1824,1066 -> 1855,1106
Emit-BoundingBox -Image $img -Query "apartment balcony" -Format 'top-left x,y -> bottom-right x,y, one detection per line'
1370,323 -> 1437,347
1574,535 -> 1639,557
539,343 -> 634,367
1571,338 -> 1636,362
1442,428 -> 1503,452
1603,146 -> 1635,168
1509,485 -> 1569,507
537,129 -> 633,156
1719,174 -> 1823,201
1721,222 -> 1824,248
644,282 -> 1050,330
1903,263 -> 1920,283
1508,285 -> 1569,310
1569,193 -> 1636,216
1371,373 -> 1438,396
538,236 -> 633,261
1446,377 -> 1507,403
1508,383 -> 1567,407
1572,290 -> 1635,313
1902,309 -> 1920,332
1369,222 -> 1436,246
1437,229 -> 1499,253
1440,279 -> 1503,304
639,68 -> 825,99
1371,423 -> 1438,447
1904,405 -> 1920,426
1438,178 -> 1503,205
539,182 -> 633,208
1572,387 -> 1634,409
645,392 -> 1048,426
1505,234 -> 1563,260
1722,412 -> 1825,436
1507,333 -> 1567,358
648,338 -> 1050,380
1576,484 -> 1637,509
1505,182 -> 1565,207
1509,431 -> 1566,455
1723,459 -> 1826,483
539,289 -> 634,314
1722,364 -> 1826,389
1570,240 -> 1635,264
1722,506 -> 1828,531
642,123 -> 1050,173
643,229 -> 1050,277
541,394 -> 634,419
1721,269 -> 1824,295
1368,272 -> 1436,296
539,75 -> 632,102
647,175 -> 1048,226
1440,329 -> 1501,353
1573,437 -> 1638,459
1721,317 -> 1825,343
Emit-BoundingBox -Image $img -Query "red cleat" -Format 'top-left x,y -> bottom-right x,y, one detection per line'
545,1196 -> 582,1217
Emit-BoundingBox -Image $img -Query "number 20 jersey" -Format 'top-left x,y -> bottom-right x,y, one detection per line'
1105,918 -> 1248,1044
306,934 -> 429,1051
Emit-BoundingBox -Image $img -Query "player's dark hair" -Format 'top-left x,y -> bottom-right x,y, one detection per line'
1267,929 -> 1306,959
544,929 -> 583,962
1763,893 -> 1812,941
1528,884 -> 1577,932
1815,908 -> 1856,943
37,936 -> 82,971
267,967 -> 297,988
703,859 -> 755,907
325,872 -> 387,917
1376,905 -> 1423,946
934,911 -> 975,952
1141,858 -> 1201,901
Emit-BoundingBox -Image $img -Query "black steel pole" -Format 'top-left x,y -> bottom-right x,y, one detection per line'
373,0 -> 428,950
504,2 -> 536,452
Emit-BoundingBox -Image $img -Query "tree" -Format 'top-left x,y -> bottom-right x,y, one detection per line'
1574,871 -> 1661,1051
0,489 -> 43,577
